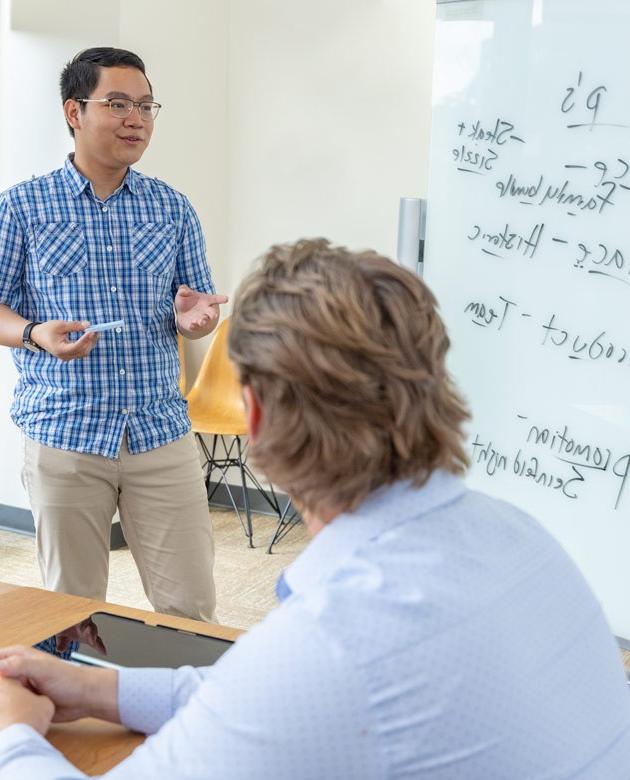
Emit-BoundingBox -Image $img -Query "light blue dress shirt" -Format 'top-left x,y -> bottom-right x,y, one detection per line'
1,471 -> 629,778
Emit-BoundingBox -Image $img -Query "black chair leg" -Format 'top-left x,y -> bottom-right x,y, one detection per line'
267,498 -> 300,554
236,436 -> 254,547
196,431 -> 284,549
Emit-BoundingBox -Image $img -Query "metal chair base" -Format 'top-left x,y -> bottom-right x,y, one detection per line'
196,432 -> 281,547
267,498 -> 302,554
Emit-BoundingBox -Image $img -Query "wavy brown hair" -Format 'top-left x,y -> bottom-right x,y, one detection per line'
229,238 -> 470,516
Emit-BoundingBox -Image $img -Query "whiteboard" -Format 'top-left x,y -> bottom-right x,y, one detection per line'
424,0 -> 630,639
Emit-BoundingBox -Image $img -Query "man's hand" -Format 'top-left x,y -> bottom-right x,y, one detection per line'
0,677 -> 54,735
30,320 -> 99,360
0,646 -> 119,724
175,285 -> 228,339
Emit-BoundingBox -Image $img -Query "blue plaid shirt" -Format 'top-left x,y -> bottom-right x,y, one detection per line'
0,155 -> 215,457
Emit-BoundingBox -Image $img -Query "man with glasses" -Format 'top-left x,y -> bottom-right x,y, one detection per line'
0,48 -> 224,621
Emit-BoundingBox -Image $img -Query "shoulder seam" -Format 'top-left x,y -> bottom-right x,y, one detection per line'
0,190 -> 28,236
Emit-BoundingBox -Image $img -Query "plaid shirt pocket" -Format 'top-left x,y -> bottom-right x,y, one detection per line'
34,222 -> 87,275
132,222 -> 177,276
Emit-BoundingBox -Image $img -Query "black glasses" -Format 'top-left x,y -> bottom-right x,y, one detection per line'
74,97 -> 162,121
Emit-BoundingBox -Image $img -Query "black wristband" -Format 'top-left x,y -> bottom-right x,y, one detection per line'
22,322 -> 45,353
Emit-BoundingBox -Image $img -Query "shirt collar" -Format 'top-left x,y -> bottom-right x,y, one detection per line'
62,154 -> 139,198
62,155 -> 90,197
283,470 -> 466,598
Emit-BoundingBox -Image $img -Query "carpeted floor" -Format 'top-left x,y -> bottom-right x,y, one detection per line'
0,507 -> 308,630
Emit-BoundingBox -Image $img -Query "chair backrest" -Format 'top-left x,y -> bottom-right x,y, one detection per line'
185,317 -> 248,435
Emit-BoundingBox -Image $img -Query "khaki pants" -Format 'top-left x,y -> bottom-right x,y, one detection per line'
22,432 -> 216,622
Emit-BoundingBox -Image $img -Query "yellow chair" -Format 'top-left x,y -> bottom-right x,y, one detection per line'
185,317 -> 281,547
177,334 -> 187,396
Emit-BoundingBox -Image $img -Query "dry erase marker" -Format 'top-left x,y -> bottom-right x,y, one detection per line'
84,320 -> 125,334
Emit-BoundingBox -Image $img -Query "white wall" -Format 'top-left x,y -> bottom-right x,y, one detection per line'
9,0 -> 120,37
0,0 -> 119,507
225,0 -> 435,295
118,0 -> 229,383
119,0 -> 229,290
0,0 -> 435,507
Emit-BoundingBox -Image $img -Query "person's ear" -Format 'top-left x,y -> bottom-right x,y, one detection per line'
64,99 -> 82,134
242,385 -> 262,441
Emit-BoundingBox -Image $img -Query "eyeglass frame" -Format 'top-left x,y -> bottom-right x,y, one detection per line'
73,97 -> 162,121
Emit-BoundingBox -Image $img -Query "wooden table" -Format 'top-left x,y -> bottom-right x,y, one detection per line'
0,582 -> 241,775
2,582 -> 629,773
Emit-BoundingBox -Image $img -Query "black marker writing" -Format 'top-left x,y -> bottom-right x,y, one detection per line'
468,222 -> 544,260
464,296 -> 516,330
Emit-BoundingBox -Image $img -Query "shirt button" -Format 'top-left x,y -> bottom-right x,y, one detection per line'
119,369 -> 126,376
115,327 -> 122,334
121,408 -> 129,415
110,285 -> 117,293
106,245 -> 113,252
102,206 -> 109,213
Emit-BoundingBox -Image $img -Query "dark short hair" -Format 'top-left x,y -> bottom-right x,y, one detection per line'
60,47 -> 152,137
